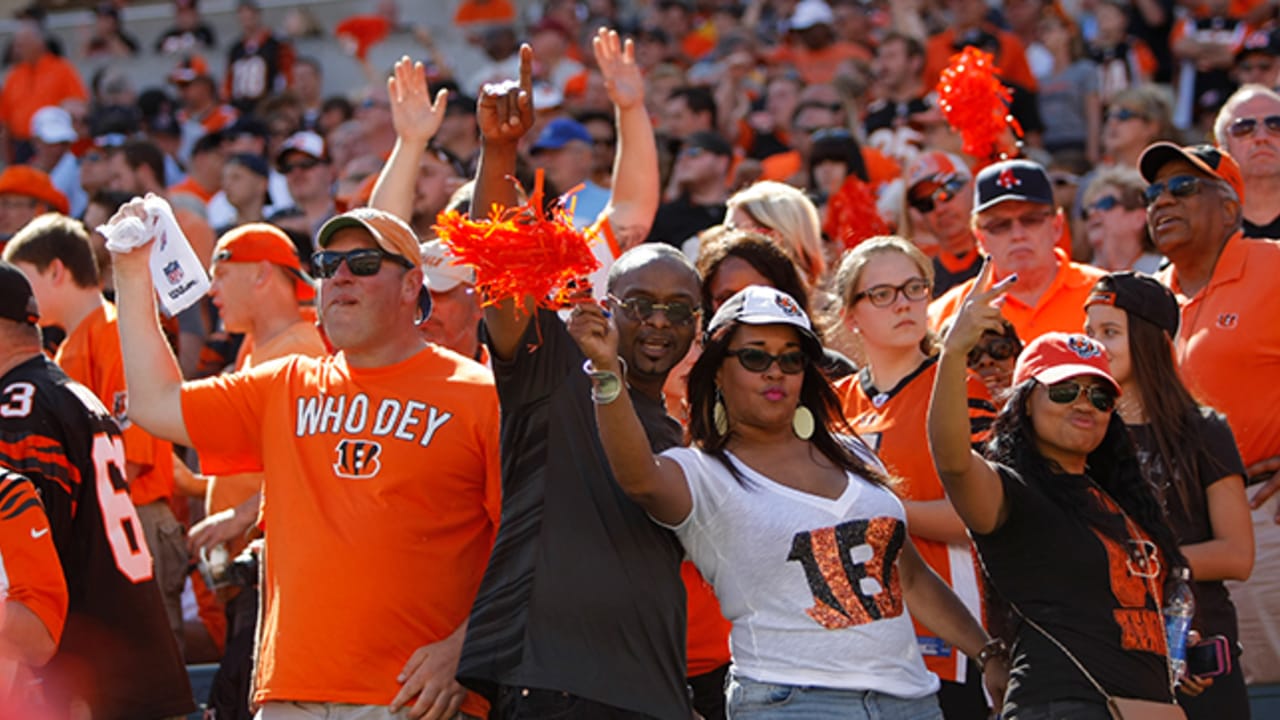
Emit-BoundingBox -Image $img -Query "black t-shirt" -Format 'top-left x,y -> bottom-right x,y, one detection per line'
1243,213 -> 1280,239
226,33 -> 292,114
1128,408 -> 1245,643
459,310 -> 688,719
863,97 -> 931,136
933,250 -> 982,299
973,465 -> 1172,715
646,196 -> 726,248
0,357 -> 193,720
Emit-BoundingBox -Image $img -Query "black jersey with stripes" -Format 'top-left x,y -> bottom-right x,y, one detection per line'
0,355 -> 192,720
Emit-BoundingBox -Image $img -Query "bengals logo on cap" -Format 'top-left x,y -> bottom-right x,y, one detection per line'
333,439 -> 383,479
1216,313 -> 1239,329
1066,335 -> 1103,360
775,293 -> 801,316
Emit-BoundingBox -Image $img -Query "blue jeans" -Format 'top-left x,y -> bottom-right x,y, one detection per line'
726,674 -> 943,719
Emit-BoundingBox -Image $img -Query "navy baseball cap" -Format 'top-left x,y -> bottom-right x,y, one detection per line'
531,118 -> 593,153
0,261 -> 40,326
973,159 -> 1055,214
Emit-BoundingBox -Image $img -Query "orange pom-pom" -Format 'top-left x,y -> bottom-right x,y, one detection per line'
823,177 -> 889,251
335,16 -> 391,61
433,170 -> 601,310
936,47 -> 1024,168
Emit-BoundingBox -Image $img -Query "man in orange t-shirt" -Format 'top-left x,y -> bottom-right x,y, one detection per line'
922,0 -> 1037,93
110,203 -> 500,719
0,21 -> 87,154
2,214 -> 188,651
929,159 -> 1105,342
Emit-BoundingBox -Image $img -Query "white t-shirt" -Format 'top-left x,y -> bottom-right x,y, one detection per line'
660,446 -> 941,697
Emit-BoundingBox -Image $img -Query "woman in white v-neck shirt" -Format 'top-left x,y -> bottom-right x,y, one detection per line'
568,285 -> 1008,719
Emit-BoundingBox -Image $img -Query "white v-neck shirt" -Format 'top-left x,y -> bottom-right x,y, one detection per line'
660,446 -> 940,696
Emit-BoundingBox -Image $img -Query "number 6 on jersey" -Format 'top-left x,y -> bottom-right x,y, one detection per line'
92,433 -> 154,583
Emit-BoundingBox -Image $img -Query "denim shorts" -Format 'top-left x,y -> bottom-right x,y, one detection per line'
726,673 -> 944,720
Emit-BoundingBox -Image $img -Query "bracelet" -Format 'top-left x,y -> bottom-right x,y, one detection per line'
975,638 -> 1009,670
583,358 -> 626,405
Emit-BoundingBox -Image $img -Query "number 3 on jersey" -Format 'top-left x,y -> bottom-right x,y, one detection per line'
92,433 -> 154,583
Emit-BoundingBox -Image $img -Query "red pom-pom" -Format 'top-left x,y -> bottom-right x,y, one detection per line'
434,170 -> 601,310
823,177 -> 889,251
936,47 -> 1024,167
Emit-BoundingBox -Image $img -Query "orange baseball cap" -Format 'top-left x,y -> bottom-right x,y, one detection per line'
316,207 -> 421,267
0,166 -> 69,215
906,151 -> 970,191
1138,142 -> 1245,204
1012,332 -> 1120,395
212,223 -> 315,301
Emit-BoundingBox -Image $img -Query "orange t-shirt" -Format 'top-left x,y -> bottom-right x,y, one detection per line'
168,176 -> 218,207
683,561 -> 731,677
205,320 -> 328,525
1158,233 -> 1280,467
768,41 -> 872,85
929,249 -> 1106,343
923,25 -> 1038,93
836,358 -> 995,681
0,470 -> 69,644
54,303 -> 175,506
181,347 -> 501,713
0,54 -> 87,141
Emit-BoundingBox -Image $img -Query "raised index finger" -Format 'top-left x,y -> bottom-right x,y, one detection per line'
518,44 -> 534,95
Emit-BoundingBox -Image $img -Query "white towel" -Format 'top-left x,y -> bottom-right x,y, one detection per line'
98,195 -> 209,316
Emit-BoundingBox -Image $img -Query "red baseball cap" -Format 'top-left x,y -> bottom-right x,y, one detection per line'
0,166 -> 69,215
1012,332 -> 1120,395
212,223 -> 315,301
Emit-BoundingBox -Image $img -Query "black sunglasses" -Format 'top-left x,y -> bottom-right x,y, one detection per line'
311,248 -> 414,278
607,294 -> 700,325
1142,175 -> 1206,206
1045,380 -> 1116,413
1227,115 -> 1280,138
967,337 -> 1018,365
726,347 -> 808,374
281,157 -> 322,173
909,176 -> 966,214
1084,194 -> 1122,218
850,277 -> 932,307
1105,107 -> 1146,123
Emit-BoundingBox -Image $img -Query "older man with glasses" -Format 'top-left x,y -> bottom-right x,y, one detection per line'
1214,84 -> 1280,238
1140,140 -> 1280,687
928,158 -> 1105,343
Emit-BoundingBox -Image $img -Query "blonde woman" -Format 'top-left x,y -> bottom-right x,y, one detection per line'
724,180 -> 827,288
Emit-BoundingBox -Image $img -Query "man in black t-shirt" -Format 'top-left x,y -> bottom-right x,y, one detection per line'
648,131 -> 732,251
224,0 -> 293,114
1214,85 -> 1280,239
0,262 -> 193,720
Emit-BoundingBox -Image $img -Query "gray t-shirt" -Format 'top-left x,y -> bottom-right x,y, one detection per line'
1038,59 -> 1098,149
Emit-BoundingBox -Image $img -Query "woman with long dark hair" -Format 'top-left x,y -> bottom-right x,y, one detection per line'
569,285 -> 1007,719
1084,272 -> 1253,718
928,262 -> 1186,719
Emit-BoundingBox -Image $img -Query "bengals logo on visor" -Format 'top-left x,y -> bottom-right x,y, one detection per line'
333,439 -> 383,479
775,293 -> 801,317
1066,335 -> 1103,360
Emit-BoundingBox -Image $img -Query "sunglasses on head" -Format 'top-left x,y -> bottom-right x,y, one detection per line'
607,294 -> 700,325
851,277 -> 931,307
1105,107 -> 1146,123
311,248 -> 414,278
1142,175 -> 1207,206
281,157 -> 322,174
1045,380 -> 1117,412
1227,115 -> 1280,137
909,176 -> 966,214
727,346 -> 808,374
967,336 -> 1018,365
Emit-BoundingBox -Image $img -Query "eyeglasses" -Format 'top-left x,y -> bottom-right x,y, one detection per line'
850,277 -> 931,307
1105,107 -> 1146,123
0,197 -> 36,211
281,157 -> 322,174
1044,380 -> 1117,412
1236,62 -> 1275,75
909,177 -> 967,214
1142,175 -> 1206,206
607,294 -> 700,325
1226,115 -> 1280,138
726,347 -> 808,374
967,337 -> 1018,366
977,209 -> 1054,236
360,98 -> 390,110
680,146 -> 706,159
311,248 -> 414,278
1084,194 -> 1122,218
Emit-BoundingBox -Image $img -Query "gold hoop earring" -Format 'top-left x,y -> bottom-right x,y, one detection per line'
793,405 -> 815,440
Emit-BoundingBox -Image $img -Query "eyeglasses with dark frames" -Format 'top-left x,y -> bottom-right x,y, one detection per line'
1142,175 -> 1207,206
1227,115 -> 1280,137
909,176 -> 967,214
977,209 -> 1055,236
311,248 -> 414,278
850,277 -> 932,308
726,347 -> 808,374
1105,107 -> 1146,123
967,337 -> 1019,366
607,294 -> 701,325
1044,380 -> 1117,413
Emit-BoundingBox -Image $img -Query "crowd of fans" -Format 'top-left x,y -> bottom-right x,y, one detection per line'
3,0 -> 1280,718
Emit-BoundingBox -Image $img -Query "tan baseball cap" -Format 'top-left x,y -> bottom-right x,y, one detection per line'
316,207 -> 421,266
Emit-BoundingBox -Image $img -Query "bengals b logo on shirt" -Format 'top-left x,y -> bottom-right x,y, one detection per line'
788,517 -> 906,630
333,439 -> 383,479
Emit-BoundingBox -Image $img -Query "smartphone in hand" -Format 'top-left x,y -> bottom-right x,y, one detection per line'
1186,635 -> 1232,678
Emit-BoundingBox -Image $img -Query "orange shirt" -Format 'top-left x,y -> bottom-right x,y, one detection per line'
1158,233 -> 1280,467
0,54 -> 87,141
923,25 -> 1038,93
54,303 -> 175,506
168,176 -> 218,207
206,320 -> 328,524
181,347 -> 500,713
0,471 -> 69,644
683,561 -> 731,676
836,358 -> 995,681
929,249 -> 1106,342
768,42 -> 871,85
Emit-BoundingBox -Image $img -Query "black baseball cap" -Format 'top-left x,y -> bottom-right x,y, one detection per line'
1236,28 -> 1280,63
1085,272 -> 1180,338
0,261 -> 40,326
973,158 -> 1055,214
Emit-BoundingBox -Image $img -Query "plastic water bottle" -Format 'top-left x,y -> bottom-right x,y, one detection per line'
1163,566 -> 1195,680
